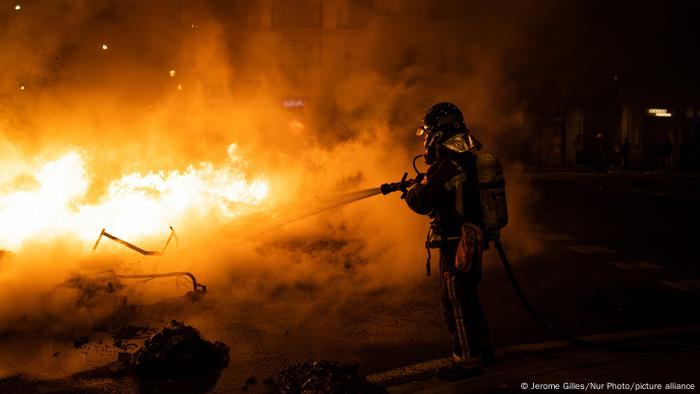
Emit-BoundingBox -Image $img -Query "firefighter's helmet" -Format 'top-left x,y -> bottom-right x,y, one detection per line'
417,102 -> 480,164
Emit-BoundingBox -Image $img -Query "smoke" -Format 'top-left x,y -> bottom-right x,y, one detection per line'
0,0 -> 553,349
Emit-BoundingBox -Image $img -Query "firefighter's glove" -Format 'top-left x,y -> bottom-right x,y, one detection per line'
414,173 -> 425,185
400,173 -> 426,199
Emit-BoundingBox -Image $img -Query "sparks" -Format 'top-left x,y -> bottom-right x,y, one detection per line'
177,84 -> 182,90
19,85 -> 25,90
169,70 -> 176,77
14,4 -> 21,10
102,44 -> 108,50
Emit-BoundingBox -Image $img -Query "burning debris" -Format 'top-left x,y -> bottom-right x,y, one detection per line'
45,269 -> 203,338
131,320 -> 229,378
91,227 -> 207,296
272,360 -> 386,394
92,226 -> 178,256
111,271 -> 207,296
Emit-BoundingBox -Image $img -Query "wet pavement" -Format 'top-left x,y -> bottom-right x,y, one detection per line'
385,331 -> 700,393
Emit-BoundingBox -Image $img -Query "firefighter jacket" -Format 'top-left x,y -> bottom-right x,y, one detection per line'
405,151 -> 483,238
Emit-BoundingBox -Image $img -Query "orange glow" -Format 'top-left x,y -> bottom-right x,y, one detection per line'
0,145 -> 268,250
288,119 -> 305,133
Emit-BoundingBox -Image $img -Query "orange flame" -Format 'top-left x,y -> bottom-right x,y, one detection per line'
0,145 -> 268,250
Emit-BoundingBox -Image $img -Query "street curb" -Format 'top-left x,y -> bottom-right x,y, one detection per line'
366,325 -> 700,387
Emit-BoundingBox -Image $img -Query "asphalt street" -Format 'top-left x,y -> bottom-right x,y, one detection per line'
1,169 -> 698,393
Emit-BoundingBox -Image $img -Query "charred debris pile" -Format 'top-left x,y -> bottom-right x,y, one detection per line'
130,320 -> 230,378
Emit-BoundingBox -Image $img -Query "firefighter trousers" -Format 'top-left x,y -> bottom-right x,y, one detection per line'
439,240 -> 491,365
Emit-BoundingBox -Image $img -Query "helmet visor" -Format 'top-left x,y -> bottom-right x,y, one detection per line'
417,120 -> 435,137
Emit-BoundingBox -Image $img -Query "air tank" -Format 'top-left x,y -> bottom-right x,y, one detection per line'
476,153 -> 508,232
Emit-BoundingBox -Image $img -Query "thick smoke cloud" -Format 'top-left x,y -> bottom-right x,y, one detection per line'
0,0 -> 552,348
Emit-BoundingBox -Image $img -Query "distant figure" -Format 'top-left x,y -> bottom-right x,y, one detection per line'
594,132 -> 605,171
621,137 -> 631,169
574,134 -> 584,166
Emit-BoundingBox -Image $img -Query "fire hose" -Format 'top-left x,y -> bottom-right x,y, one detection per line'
492,232 -> 614,349
491,233 -> 695,352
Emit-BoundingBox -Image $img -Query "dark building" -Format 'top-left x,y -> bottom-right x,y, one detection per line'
537,87 -> 700,170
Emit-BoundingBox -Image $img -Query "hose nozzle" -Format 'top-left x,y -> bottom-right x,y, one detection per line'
380,182 -> 401,195
380,172 -> 413,195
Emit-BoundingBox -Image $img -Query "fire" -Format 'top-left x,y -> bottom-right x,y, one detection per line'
0,145 -> 268,250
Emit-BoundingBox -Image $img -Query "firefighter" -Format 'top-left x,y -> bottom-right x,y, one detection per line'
405,102 -> 492,380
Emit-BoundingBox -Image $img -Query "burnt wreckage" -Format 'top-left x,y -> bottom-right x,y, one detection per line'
91,226 -> 207,296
